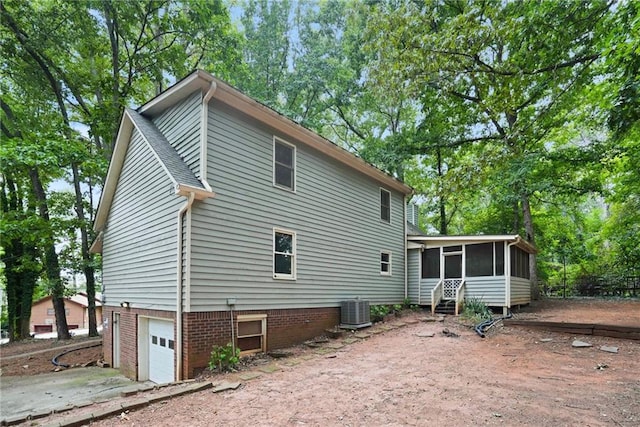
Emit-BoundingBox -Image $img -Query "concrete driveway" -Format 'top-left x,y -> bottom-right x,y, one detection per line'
0,367 -> 152,421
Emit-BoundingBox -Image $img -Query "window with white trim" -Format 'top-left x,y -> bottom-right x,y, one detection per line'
380,251 -> 392,275
273,138 -> 295,191
380,188 -> 391,222
274,229 -> 296,279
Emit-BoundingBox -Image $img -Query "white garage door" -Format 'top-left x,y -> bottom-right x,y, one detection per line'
148,319 -> 175,384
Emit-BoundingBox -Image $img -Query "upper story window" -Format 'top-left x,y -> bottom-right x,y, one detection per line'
273,137 -> 295,191
380,188 -> 391,222
274,228 -> 296,280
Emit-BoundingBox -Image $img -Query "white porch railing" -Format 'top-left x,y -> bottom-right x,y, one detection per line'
431,279 -> 443,315
433,279 -> 466,316
454,280 -> 466,316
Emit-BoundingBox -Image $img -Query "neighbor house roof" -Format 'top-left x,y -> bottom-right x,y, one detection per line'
33,293 -> 102,308
407,234 -> 537,253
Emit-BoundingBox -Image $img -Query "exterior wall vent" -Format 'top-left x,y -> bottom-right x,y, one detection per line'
407,202 -> 419,226
340,299 -> 372,329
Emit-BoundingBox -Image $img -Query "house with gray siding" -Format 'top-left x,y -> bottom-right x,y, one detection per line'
91,70 -> 413,383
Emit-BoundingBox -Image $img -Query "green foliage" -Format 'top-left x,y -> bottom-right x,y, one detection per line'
209,343 -> 241,372
461,298 -> 493,324
370,304 -> 390,323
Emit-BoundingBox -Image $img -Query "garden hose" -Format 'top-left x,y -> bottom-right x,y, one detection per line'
474,311 -> 513,338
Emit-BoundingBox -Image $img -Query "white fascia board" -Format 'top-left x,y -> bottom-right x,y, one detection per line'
407,242 -> 424,250
175,184 -> 214,200
93,114 -> 133,232
407,235 -> 537,253
138,72 -> 211,116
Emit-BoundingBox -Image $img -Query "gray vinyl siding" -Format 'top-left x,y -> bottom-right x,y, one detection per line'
464,277 -> 507,306
511,277 -> 531,305
188,103 -> 406,311
407,249 -> 420,304
152,90 -> 201,176
102,129 -> 183,310
419,278 -> 439,306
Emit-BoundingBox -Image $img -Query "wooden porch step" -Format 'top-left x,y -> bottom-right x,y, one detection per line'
434,300 -> 457,315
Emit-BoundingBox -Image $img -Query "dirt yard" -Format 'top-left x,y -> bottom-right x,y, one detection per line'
4,298 -> 640,426
0,336 -> 103,376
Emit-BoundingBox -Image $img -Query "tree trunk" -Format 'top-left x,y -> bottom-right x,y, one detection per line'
521,193 -> 540,300
70,162 -> 99,336
28,167 -> 71,340
0,176 -> 38,341
437,146 -> 447,235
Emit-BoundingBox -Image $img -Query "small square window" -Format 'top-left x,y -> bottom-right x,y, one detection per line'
159,337 -> 166,347
152,335 -> 158,345
380,189 -> 391,222
381,251 -> 392,275
274,229 -> 296,279
168,340 -> 175,350
274,138 -> 295,191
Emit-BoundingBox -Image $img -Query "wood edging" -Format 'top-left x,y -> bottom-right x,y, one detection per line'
503,320 -> 640,340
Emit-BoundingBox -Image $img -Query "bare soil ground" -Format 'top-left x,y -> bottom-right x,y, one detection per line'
5,298 -> 640,426
0,336 -> 103,376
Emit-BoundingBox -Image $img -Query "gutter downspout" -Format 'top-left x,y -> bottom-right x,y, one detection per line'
505,238 -> 520,316
176,192 -> 195,382
403,196 -> 408,301
199,82 -> 217,192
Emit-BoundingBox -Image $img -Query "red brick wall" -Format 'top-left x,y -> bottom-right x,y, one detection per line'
102,306 -> 175,380
182,307 -> 339,378
105,306 -> 339,380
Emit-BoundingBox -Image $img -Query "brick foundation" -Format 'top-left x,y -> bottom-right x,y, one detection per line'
103,306 -> 339,380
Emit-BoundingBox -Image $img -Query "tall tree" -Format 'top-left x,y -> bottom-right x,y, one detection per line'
1,0 -> 243,339
366,0 -> 613,296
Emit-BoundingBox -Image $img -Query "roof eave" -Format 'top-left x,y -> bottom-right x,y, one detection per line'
175,184 -> 215,200
140,70 -> 412,195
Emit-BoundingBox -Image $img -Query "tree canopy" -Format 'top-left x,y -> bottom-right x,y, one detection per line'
1,0 -> 638,339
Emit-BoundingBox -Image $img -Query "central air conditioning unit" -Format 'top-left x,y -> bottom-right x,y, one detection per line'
340,299 -> 372,329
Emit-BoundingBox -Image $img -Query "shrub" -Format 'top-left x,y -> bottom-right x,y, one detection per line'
461,297 -> 493,323
370,304 -> 390,322
209,342 -> 240,372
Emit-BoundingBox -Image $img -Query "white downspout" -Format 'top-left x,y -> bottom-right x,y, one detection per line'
403,196 -> 408,300
200,82 -> 217,192
506,239 -> 519,316
176,192 -> 195,382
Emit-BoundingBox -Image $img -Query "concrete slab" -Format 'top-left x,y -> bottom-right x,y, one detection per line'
0,367 -> 152,422
212,381 -> 241,393
600,345 -> 619,353
238,371 -> 262,381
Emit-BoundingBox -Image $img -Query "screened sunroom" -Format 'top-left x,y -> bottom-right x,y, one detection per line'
406,235 -> 536,315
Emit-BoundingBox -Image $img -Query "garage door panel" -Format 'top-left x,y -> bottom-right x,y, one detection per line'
148,319 -> 174,383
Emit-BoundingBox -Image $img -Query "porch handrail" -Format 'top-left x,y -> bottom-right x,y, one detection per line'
431,279 -> 443,315
454,280 -> 466,316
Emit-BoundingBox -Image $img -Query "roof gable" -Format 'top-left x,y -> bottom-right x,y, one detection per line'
92,109 -> 213,238
140,70 -> 412,196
